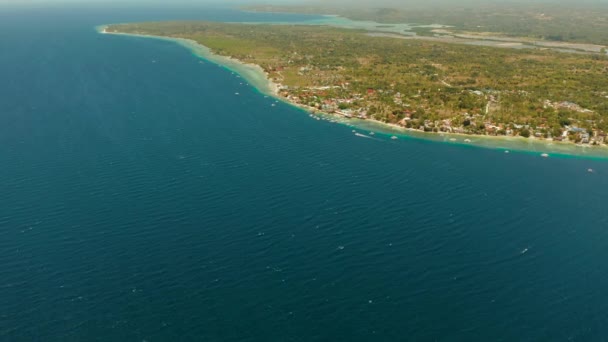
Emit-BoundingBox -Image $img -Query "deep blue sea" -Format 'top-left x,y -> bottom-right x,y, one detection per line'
1,5 -> 608,341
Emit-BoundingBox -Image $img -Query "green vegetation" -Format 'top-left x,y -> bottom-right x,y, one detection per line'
244,3 -> 608,45
106,21 -> 608,143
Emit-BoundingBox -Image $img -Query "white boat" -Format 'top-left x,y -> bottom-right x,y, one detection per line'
541,153 -> 549,158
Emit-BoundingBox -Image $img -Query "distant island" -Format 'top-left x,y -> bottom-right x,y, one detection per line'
104,20 -> 608,146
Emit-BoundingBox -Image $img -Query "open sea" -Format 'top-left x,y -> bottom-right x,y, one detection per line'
1,4 -> 608,341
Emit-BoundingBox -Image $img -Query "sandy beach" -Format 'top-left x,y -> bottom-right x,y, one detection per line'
99,25 -> 608,159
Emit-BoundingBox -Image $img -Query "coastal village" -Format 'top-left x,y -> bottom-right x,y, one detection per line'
105,22 -> 608,148
274,80 -> 608,146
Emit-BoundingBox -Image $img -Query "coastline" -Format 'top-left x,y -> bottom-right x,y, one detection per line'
98,25 -> 608,159
97,25 -> 281,96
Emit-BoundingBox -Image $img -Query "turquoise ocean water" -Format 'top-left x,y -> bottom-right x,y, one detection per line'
1,5 -> 608,341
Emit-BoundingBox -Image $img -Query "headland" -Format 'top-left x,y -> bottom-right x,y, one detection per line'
98,22 -> 608,159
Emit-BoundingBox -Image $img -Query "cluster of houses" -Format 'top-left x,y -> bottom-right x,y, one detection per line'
275,84 -> 607,146
561,126 -> 607,144
543,100 -> 594,113
281,86 -> 370,119
404,112 -> 607,144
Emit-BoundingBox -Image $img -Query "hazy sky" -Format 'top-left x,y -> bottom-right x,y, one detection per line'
2,0 -> 607,6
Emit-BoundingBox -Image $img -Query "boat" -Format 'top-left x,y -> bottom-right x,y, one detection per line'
541,153 -> 549,158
